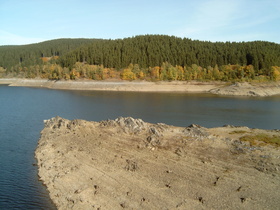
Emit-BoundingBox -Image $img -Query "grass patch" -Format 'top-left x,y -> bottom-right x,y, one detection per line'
229,130 -> 248,134
240,134 -> 280,146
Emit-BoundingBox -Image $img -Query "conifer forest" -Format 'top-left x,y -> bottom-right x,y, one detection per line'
0,35 -> 280,81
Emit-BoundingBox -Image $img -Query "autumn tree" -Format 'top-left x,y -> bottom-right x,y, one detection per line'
149,66 -> 160,80
270,66 -> 280,81
121,68 -> 136,80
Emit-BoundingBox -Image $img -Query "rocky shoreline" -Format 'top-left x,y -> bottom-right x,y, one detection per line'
209,82 -> 280,97
36,117 -> 280,209
1,78 -> 280,96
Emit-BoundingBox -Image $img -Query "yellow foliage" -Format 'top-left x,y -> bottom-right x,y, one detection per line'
138,71 -> 145,80
121,68 -> 136,80
272,66 -> 280,81
70,69 -> 80,80
19,60 -> 280,82
150,66 -> 160,80
0,66 -> 5,72
176,65 -> 184,80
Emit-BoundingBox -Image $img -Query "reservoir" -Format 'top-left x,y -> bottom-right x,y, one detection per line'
0,86 -> 280,209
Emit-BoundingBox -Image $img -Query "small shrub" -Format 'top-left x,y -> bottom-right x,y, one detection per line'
229,130 -> 248,134
240,134 -> 280,146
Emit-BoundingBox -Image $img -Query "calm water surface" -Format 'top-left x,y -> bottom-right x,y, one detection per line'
0,86 -> 280,209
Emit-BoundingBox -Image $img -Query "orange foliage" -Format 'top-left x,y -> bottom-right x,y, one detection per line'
41,57 -> 51,62
150,66 -> 160,80
41,56 -> 59,62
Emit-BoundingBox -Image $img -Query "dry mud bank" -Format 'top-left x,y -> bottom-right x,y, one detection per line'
1,78 -> 280,96
2,79 -> 221,93
36,117 -> 280,210
210,82 -> 280,97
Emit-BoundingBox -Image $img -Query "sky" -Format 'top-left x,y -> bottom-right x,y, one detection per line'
0,0 -> 279,45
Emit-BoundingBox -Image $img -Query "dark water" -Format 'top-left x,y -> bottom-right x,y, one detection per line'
0,86 -> 280,209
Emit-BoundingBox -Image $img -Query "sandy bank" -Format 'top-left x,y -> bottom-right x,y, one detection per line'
1,78 -> 221,93
210,82 -> 280,97
1,78 -> 280,96
36,117 -> 280,210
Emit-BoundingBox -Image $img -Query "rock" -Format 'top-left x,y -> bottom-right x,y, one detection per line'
188,124 -> 202,128
43,116 -> 86,130
149,127 -> 161,136
124,159 -> 138,171
184,124 -> 209,138
248,91 -> 259,96
223,125 -> 235,128
234,82 -> 251,87
209,82 -> 280,97
146,135 -> 161,147
44,116 -> 69,129
100,117 -> 147,134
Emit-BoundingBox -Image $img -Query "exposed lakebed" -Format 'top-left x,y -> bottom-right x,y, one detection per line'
0,86 -> 280,208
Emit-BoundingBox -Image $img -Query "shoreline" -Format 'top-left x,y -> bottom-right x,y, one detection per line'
36,117 -> 280,209
0,78 -> 223,93
1,78 -> 280,96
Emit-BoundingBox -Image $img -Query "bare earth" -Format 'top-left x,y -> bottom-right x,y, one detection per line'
1,78 -> 280,96
209,82 -> 280,97
36,117 -> 280,210
0,79 -> 222,93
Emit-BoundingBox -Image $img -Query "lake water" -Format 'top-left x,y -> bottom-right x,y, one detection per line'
0,85 -> 280,209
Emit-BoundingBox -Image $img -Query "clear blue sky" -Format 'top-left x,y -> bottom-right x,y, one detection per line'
0,0 -> 279,45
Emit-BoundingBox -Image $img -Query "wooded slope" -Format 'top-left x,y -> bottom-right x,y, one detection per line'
1,35 -> 280,81
0,38 -> 97,69
59,35 -> 280,74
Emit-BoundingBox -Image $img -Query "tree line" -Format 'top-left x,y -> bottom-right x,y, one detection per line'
1,35 -> 280,81
6,61 -> 279,82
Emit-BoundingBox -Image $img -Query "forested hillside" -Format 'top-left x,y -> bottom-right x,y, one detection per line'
60,35 -> 280,71
0,39 -> 97,69
1,35 -> 280,81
